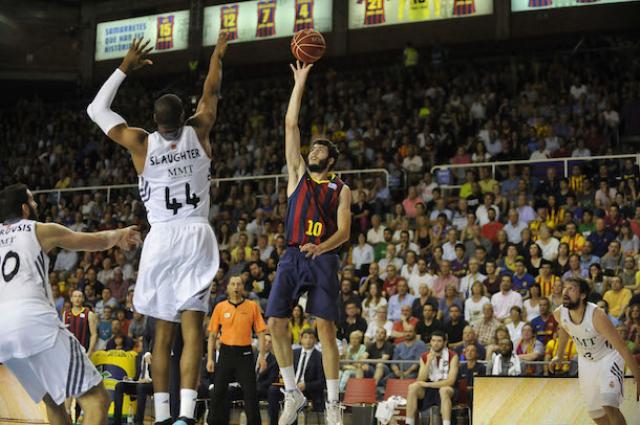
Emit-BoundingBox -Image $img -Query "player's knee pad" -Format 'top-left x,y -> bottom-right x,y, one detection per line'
587,408 -> 605,419
600,392 -> 621,408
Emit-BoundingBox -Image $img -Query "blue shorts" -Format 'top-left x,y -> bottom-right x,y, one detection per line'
265,247 -> 340,322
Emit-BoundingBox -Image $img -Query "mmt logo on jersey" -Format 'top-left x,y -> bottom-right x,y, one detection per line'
168,164 -> 195,179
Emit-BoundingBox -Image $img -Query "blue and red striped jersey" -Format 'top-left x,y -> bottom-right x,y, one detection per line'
453,0 -> 476,16
286,172 -> 345,246
63,307 -> 91,351
529,0 -> 552,7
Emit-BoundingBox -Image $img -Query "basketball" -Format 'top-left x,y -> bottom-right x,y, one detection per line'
290,29 -> 325,64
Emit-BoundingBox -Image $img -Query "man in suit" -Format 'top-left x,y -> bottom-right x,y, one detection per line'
267,329 -> 325,425
111,348 -> 153,425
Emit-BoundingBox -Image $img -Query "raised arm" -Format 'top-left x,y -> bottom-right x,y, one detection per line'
285,61 -> 313,195
87,38 -> 152,171
187,33 -> 228,158
549,308 -> 570,374
36,223 -> 141,254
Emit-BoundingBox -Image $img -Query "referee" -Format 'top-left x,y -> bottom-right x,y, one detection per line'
207,275 -> 268,425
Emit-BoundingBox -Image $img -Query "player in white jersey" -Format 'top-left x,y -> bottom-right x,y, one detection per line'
0,184 -> 140,425
549,277 -> 640,425
86,34 -> 228,425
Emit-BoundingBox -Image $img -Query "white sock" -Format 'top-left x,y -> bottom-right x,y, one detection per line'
443,421 -> 451,425
327,379 -> 339,402
154,392 -> 170,422
281,366 -> 297,391
179,388 -> 198,419
405,419 -> 415,425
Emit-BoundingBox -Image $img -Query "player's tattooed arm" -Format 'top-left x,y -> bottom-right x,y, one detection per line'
36,223 -> 142,254
188,32 -> 228,158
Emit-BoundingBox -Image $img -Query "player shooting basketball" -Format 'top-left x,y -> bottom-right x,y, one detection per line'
87,34 -> 228,425
265,60 -> 352,425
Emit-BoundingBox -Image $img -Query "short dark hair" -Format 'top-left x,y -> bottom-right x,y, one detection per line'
0,183 -> 29,221
312,139 -> 340,170
564,276 -> 591,298
301,328 -> 317,339
154,94 -> 184,130
431,330 -> 448,341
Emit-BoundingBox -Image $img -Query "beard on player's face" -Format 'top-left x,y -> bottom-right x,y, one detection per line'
562,294 -> 582,310
308,157 -> 330,173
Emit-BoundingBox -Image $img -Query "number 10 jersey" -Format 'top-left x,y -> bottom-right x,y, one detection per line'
139,126 -> 211,225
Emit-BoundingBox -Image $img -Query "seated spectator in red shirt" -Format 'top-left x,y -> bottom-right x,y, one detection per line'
481,207 -> 503,244
390,305 -> 419,344
382,265 -> 402,297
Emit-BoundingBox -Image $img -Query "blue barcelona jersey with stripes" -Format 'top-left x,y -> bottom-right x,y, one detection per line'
286,172 -> 345,246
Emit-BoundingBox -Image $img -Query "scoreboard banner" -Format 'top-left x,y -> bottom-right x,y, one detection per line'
95,10 -> 190,61
203,0 -> 332,45
348,0 -> 493,29
512,0 -> 640,12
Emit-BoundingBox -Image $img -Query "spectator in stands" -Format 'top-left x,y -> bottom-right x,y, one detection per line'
338,301 -> 368,341
474,303 -> 501,347
432,261 -> 458,299
405,331 -> 459,425
412,283 -> 439,320
290,305 -> 312,346
390,325 -> 427,381
359,262 -> 384,297
536,224 -> 559,261
443,304 -> 467,348
362,282 -> 387,323
391,304 -> 420,345
531,298 -> 558,346
388,279 -> 415,322
408,259 -> 437,296
129,311 -> 147,340
601,241 -> 624,274
95,287 -> 118,317
464,281 -> 491,326
603,276 -> 633,318
523,283 -> 543,322
588,218 -> 615,257
380,246 -> 403,279
455,326 -> 486,361
108,267 -> 128,304
364,327 -> 394,384
97,257 -> 115,285
365,304 -> 393,344
491,275 -> 523,321
506,306 -> 525,346
352,233 -> 375,277
367,214 -> 386,245
54,247 -> 79,272
382,264 -> 402,297
504,209 -> 528,244
339,330 -> 368,391
482,260 -> 501,295
515,323 -> 545,376
536,260 -> 560,298
338,279 -> 361,323
489,339 -> 522,376
560,222 -> 585,254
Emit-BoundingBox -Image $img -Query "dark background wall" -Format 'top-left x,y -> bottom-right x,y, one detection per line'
1,0 -> 639,86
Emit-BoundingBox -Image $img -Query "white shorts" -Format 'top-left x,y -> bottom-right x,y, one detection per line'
134,218 -> 219,323
4,329 -> 102,405
578,350 -> 625,418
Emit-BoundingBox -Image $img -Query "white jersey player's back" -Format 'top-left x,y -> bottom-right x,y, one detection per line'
0,219 -> 61,362
560,302 -> 615,361
139,126 -> 211,225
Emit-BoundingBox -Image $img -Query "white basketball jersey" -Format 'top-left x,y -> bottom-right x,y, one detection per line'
0,219 -> 62,361
139,126 -> 211,225
560,302 -> 615,362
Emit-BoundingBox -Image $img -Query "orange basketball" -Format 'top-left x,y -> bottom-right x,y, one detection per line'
290,30 -> 325,64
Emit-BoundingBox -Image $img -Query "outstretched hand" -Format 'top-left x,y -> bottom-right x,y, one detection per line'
119,38 -> 153,74
213,32 -> 229,59
116,226 -> 142,251
289,60 -> 313,85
